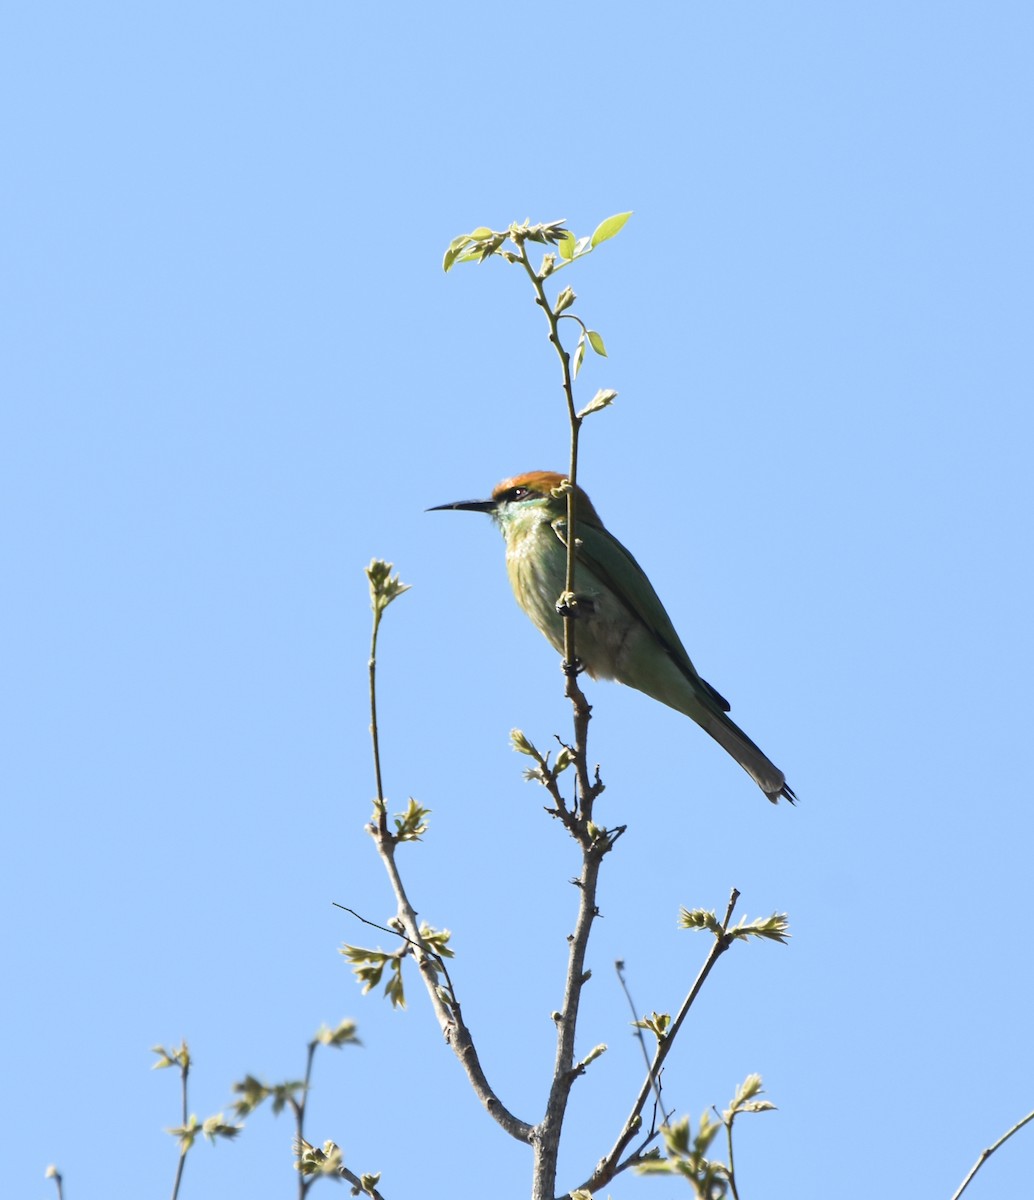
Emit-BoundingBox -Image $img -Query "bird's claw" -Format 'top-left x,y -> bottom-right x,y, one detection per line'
556,592 -> 596,619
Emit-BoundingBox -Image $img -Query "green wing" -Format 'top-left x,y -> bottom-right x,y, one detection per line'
552,517 -> 731,713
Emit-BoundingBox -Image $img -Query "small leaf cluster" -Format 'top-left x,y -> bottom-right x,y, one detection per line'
166,1112 -> 243,1154
341,943 -> 407,1008
636,1076 -> 776,1196
393,798 -> 430,842
724,1073 -> 776,1122
637,1111 -> 728,1197
152,1041 -> 191,1073
366,559 -> 409,616
510,727 -> 573,785
294,1138 -> 382,1195
443,218 -> 570,272
314,1018 -> 360,1049
418,922 -> 454,963
679,907 -> 791,945
294,1137 -> 343,1177
231,1074 -> 306,1119
632,1010 -> 672,1042
342,924 -> 452,1009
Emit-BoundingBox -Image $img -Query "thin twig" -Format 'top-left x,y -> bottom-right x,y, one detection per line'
293,1039 -> 318,1200
516,243 -> 594,814
726,1108 -> 741,1200
363,569 -> 531,1145
369,606 -> 388,835
615,960 -> 665,1119
339,1165 -> 387,1199
169,1055 -> 189,1200
950,1107 -> 1034,1200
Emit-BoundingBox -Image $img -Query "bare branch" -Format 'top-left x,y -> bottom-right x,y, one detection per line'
951,1108 -> 1034,1200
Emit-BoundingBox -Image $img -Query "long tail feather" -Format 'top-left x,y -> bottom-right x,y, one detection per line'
700,709 -> 796,804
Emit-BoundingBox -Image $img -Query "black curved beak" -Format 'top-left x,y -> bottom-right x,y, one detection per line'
427,498 -> 496,513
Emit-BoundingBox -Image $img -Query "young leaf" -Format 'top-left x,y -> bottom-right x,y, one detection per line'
678,907 -> 722,935
510,728 -> 537,756
587,329 -> 607,356
572,333 -> 586,380
590,211 -> 632,248
557,230 -> 576,261
554,285 -> 576,314
576,388 -> 617,419
728,912 -> 791,944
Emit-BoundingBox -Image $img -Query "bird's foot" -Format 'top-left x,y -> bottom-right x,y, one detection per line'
556,591 -> 596,619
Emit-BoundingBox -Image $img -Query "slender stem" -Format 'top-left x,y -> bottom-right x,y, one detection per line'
364,569 -> 530,1145
616,961 -> 665,1118
339,1166 -> 388,1199
515,244 -> 583,682
951,1108 -> 1034,1200
169,1058 -> 189,1200
368,608 -> 387,834
726,1112 -> 740,1200
295,1040 -> 318,1200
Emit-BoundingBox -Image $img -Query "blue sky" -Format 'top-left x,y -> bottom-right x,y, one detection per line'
3,3 -> 1033,1198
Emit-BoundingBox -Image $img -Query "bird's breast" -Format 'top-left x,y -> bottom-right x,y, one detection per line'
503,524 -> 638,680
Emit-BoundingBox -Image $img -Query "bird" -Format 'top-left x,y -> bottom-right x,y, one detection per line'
430,470 -> 795,804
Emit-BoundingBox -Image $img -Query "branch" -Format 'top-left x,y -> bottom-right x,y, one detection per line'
951,1107 -> 1034,1200
358,837 -> 534,1144
362,563 -> 532,1143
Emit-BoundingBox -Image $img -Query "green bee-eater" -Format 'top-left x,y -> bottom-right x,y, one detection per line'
431,470 -> 795,804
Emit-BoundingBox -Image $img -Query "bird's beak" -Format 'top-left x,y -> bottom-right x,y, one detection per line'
427,498 -> 496,513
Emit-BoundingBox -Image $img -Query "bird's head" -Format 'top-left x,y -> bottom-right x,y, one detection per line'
428,471 -> 603,531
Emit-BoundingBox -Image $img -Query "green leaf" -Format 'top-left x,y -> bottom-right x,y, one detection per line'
587,329 -> 607,356
557,230 -> 576,261
590,210 -> 632,247
469,226 -> 494,239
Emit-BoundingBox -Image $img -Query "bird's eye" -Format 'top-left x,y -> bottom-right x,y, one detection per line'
511,487 -> 528,500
